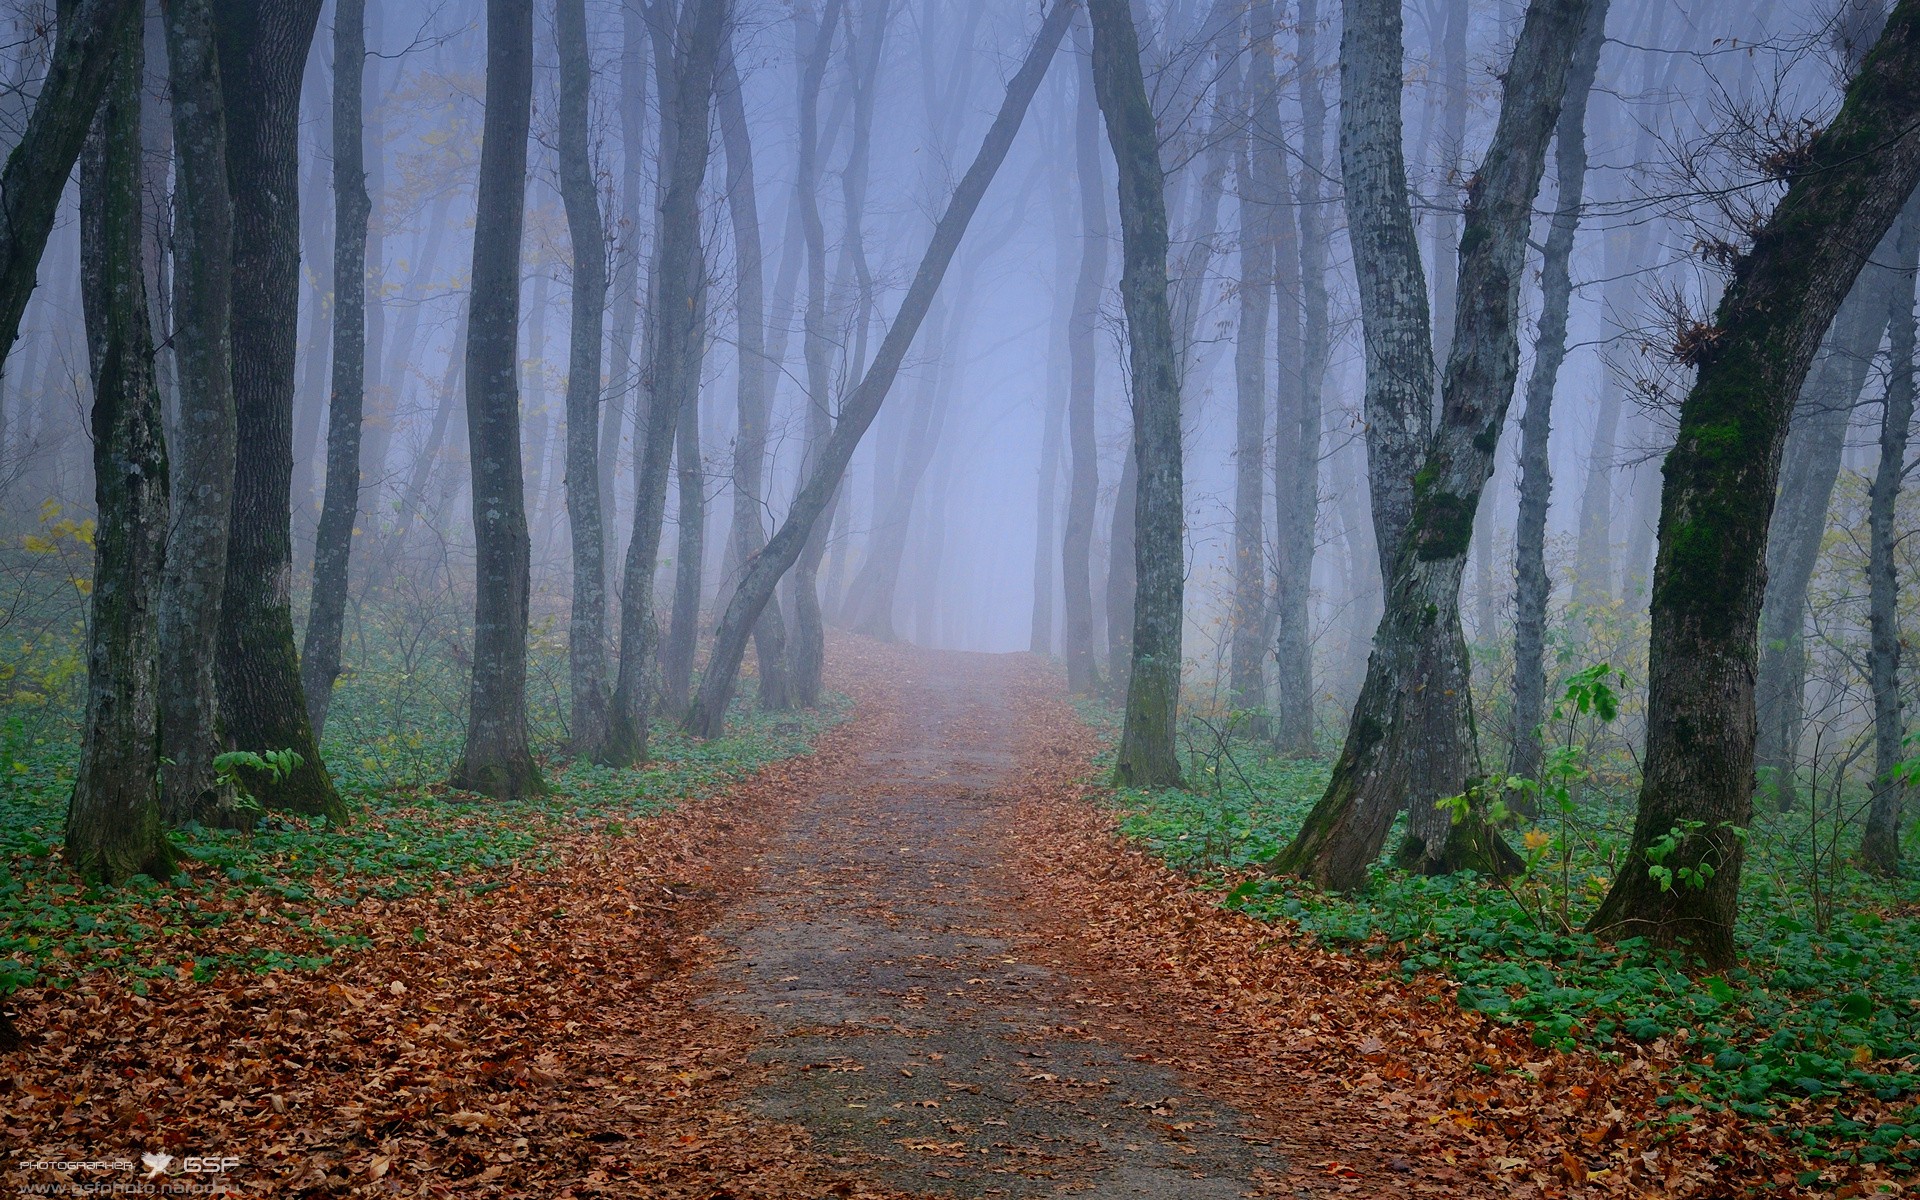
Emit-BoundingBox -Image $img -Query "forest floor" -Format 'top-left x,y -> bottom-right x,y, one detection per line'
0,638 -> 1864,1197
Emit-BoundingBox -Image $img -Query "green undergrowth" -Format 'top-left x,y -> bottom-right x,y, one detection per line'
1083,701 -> 1920,1168
0,687 -> 848,998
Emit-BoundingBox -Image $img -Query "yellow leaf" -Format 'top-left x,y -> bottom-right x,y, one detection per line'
72,578 -> 93,596
1523,829 -> 1551,852
20,534 -> 53,553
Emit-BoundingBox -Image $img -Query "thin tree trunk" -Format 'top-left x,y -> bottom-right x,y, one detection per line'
1229,7 -> 1270,725
1865,198 -> 1920,875
686,0 -> 1075,737
154,0 -> 234,823
1088,0 -> 1183,789
1588,1 -> 1920,968
1106,447 -> 1136,683
661,293 -> 708,713
213,0 -> 342,820
717,46 -> 793,711
600,0 -> 647,576
1272,0 -> 1591,887
453,0 -> 541,799
1273,0 -> 1331,757
606,0 -> 730,765
66,6 -> 174,883
1509,0 -> 1606,784
1063,42 -> 1108,694
0,0 -> 140,380
558,0 -> 611,757
300,0 -> 367,740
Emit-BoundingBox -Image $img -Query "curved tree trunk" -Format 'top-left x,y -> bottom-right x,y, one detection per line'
66,8 -> 174,884
716,47 -> 793,711
155,0 -> 235,823
685,0 -> 1076,738
1509,0 -> 1607,785
558,0 -> 611,758
1588,1 -> 1920,967
453,0 -> 541,799
1273,0 -> 1591,887
1088,0 -> 1183,790
300,0 -> 367,741
213,0 -> 343,821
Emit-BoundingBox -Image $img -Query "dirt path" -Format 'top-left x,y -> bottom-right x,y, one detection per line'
707,650 -> 1285,1197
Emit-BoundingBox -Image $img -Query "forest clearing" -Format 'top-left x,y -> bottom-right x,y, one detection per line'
4,0 -> 1920,1194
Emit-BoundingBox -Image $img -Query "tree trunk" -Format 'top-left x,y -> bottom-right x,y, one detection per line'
716,46 -> 793,711
453,0 -> 541,799
1272,0 -> 1591,887
1229,6 -> 1270,725
0,0 -> 140,379
606,0 -> 729,766
154,0 -> 235,823
1865,198 -> 1920,875
1088,0 -> 1183,790
300,0 -> 367,741
661,296 -> 708,714
600,0 -> 648,578
66,7 -> 174,883
1509,0 -> 1606,784
1588,1 -> 1920,967
213,0 -> 342,821
1063,42 -> 1109,694
1106,447 -> 1137,685
1273,0 -> 1331,757
685,0 -> 1075,737
558,0 -> 611,758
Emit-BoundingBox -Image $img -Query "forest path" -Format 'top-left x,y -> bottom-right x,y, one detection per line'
660,638 -> 1468,1198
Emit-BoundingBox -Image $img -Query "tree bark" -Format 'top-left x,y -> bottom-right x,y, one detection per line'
661,295 -> 709,713
716,47 -> 793,711
1088,0 -> 1183,789
1272,0 -> 1591,887
1509,0 -> 1606,784
453,0 -> 541,799
213,0 -> 342,820
1229,6 -> 1270,725
606,0 -> 730,766
557,0 -> 611,758
0,0 -> 140,380
1865,201 -> 1920,876
1063,41 -> 1109,694
66,6 -> 174,883
1272,0 -> 1331,757
600,1 -> 648,576
1588,1 -> 1920,967
685,0 -> 1076,737
154,0 -> 235,823
300,0 -> 367,741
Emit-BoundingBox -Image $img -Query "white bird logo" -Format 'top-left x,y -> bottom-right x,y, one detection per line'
141,1153 -> 173,1179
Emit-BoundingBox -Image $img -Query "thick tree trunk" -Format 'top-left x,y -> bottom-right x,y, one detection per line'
1063,45 -> 1109,695
685,0 -> 1075,737
0,0 -> 140,378
1272,0 -> 1590,887
1509,0 -> 1606,784
1273,0 -> 1331,757
300,0 -> 367,741
1088,0 -> 1183,790
453,0 -> 541,799
606,0 -> 729,765
1865,198 -> 1920,875
558,0 -> 611,758
66,9 -> 174,883
213,0 -> 342,821
1588,2 -> 1920,967
716,48 -> 793,712
155,0 -> 235,823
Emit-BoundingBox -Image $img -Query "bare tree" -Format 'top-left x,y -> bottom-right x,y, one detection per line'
453,0 -> 541,799
65,7 -> 173,882
558,0 -> 612,758
686,0 -> 1077,737
1588,0 -> 1920,968
154,0 -> 235,822
300,0 -> 368,740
